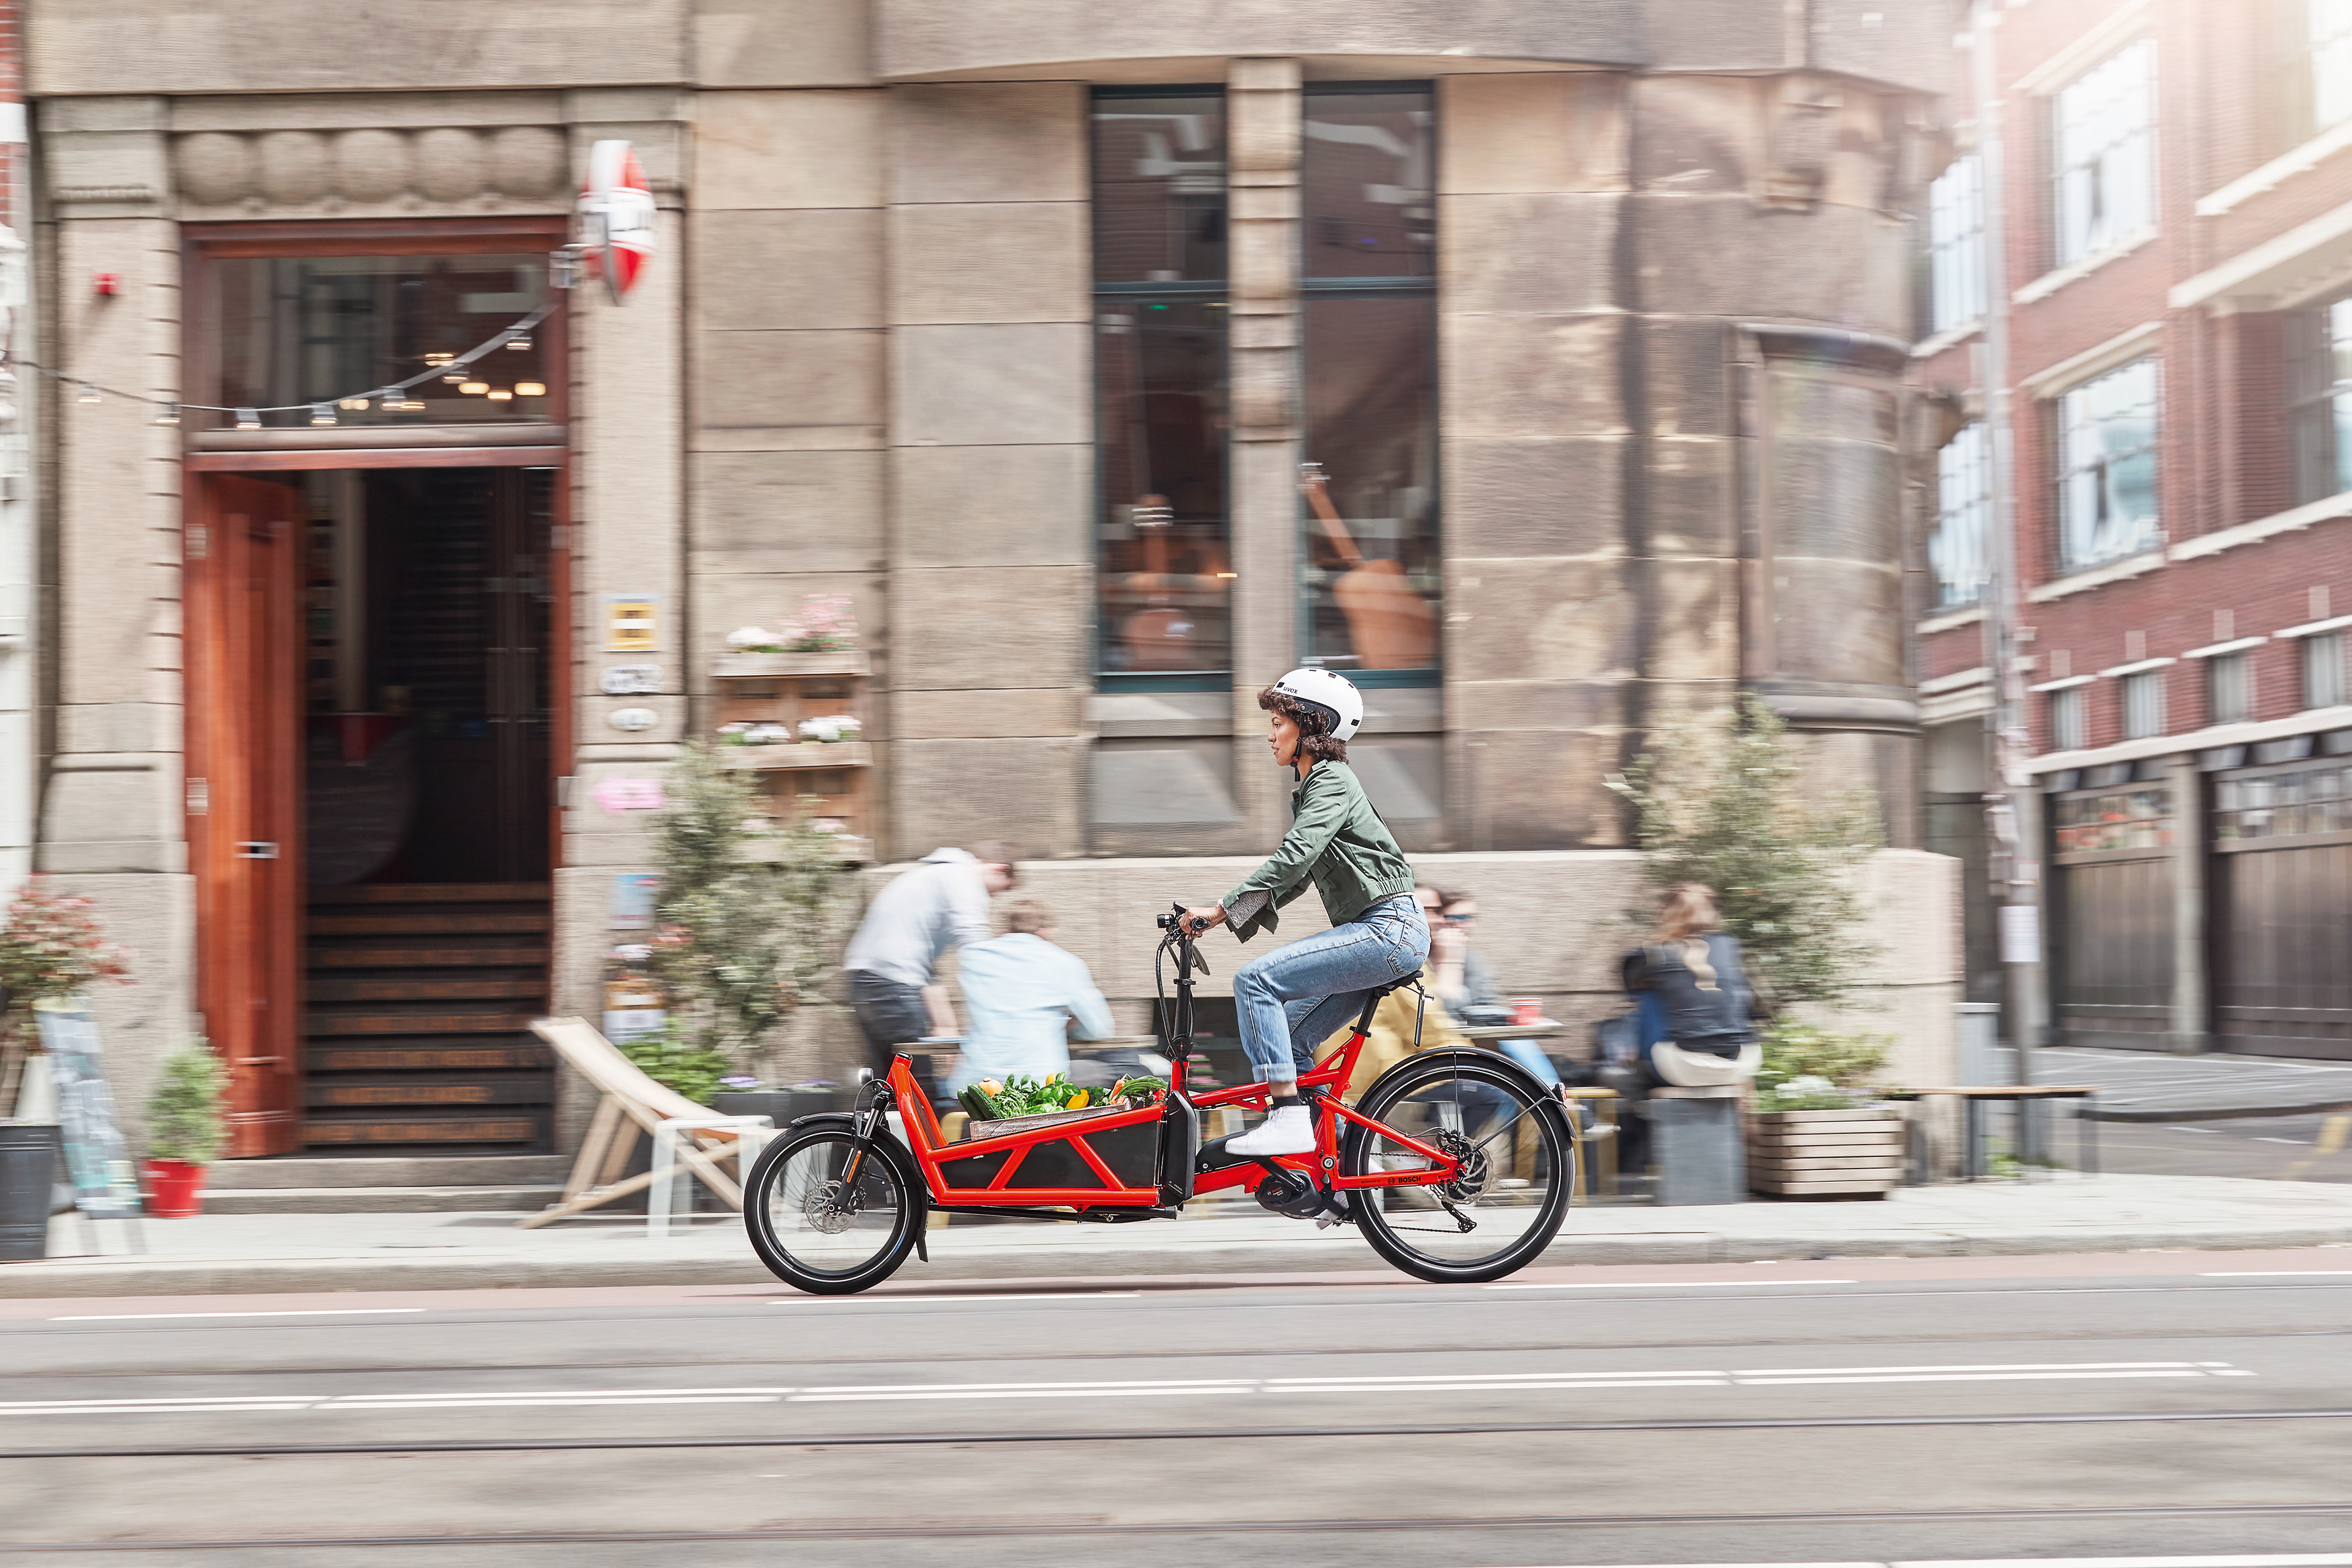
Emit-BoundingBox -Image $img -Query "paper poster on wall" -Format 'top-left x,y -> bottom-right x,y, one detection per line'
34,998 -> 144,1219
609,872 -> 660,929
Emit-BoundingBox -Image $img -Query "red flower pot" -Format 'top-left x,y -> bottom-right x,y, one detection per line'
143,1159 -> 209,1218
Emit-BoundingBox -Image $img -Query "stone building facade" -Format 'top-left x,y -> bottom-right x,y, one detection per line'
24,1 -> 1960,1158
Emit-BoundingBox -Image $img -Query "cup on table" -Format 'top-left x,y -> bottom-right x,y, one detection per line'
1510,998 -> 1541,1026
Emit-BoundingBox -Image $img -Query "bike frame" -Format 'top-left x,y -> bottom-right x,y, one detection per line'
876,918 -> 1464,1214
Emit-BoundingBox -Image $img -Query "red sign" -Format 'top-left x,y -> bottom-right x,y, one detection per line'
579,140 -> 656,304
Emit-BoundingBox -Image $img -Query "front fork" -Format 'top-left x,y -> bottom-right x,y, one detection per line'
839,1073 -> 894,1193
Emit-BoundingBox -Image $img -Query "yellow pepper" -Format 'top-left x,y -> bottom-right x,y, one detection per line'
1067,1089 -> 1089,1110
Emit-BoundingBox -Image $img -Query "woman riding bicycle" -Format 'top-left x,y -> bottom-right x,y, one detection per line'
1179,668 -> 1430,1157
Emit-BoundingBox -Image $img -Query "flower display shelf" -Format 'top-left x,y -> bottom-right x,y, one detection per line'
1746,1105 -> 1905,1198
716,741 -> 874,771
711,651 -> 873,851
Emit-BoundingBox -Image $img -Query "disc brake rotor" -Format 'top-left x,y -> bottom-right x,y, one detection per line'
1431,1130 -> 1494,1203
801,1179 -> 860,1234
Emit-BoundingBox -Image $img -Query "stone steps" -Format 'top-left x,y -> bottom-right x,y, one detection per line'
200,1185 -> 566,1216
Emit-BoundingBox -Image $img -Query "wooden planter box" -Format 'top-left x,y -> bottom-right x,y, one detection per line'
1747,1106 -> 1905,1198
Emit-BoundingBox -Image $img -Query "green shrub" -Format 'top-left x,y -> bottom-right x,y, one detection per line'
616,1025 -> 735,1108
1752,1021 -> 1893,1111
146,1046 -> 229,1164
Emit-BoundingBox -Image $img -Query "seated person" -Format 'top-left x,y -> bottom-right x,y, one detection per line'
945,900 -> 1113,1095
1429,886 -> 1561,1088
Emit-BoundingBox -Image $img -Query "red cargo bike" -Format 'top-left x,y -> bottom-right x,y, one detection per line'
744,905 -> 1576,1292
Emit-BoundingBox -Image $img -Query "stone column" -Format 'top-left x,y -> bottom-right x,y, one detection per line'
883,82 -> 1093,859
34,96 -> 197,1140
1224,59 -> 1301,846
1438,74 -> 1635,851
2166,753 -> 2209,1054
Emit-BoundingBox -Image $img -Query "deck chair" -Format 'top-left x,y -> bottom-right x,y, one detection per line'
515,1016 -> 768,1230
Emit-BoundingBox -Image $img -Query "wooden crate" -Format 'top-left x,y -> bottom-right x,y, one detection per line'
1748,1107 -> 1905,1197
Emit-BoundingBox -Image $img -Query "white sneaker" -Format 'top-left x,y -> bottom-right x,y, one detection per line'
1228,1103 -> 1316,1156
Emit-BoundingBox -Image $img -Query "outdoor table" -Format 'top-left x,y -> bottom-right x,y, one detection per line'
1893,1085 -> 2101,1180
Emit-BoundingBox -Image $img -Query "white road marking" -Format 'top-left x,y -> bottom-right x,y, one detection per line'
48,1308 -> 430,1321
2255,1136 -> 2306,1144
1488,1280 -> 1857,1290
0,1359 -> 2258,1420
2202,1269 -> 2352,1276
1501,1557 -> 2352,1568
772,1292 -> 1144,1304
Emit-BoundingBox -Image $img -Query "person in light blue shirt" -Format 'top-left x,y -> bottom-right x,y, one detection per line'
946,900 -> 1115,1094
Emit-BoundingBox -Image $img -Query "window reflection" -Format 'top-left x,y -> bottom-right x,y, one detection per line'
1096,299 -> 1231,673
2217,765 -> 2352,839
215,255 -> 552,430
2054,787 -> 2173,853
1302,90 -> 1433,280
1301,295 -> 1438,670
1301,83 -> 1437,676
1092,95 -> 1227,284
1093,90 -> 1231,678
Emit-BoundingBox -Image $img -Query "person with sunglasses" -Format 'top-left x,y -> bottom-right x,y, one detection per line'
1430,886 -> 1561,1089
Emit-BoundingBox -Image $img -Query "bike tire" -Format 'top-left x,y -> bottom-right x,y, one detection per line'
743,1124 -> 923,1295
1343,1057 -> 1574,1284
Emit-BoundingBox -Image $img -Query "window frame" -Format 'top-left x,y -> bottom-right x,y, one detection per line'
2121,668 -> 2166,740
1296,80 -> 1441,690
2306,629 -> 2349,709
1928,154 -> 1987,335
1931,420 -> 1991,609
2050,684 -> 2088,751
1089,84 -> 1234,694
2209,648 -> 2255,725
2286,294 -> 2352,506
2054,355 -> 2162,575
2050,37 -> 2157,268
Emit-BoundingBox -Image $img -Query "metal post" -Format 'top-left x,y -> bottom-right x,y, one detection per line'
1971,0 -> 2042,1146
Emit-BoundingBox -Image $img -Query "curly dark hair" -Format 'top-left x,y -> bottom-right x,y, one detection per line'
1257,684 -> 1350,764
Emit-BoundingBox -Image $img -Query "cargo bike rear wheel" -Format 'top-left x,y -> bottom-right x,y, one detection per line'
744,1122 -> 923,1294
1344,1054 -> 1574,1284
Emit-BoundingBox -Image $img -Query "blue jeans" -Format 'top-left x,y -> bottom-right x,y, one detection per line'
1231,895 -> 1430,1083
1496,1039 -> 1561,1087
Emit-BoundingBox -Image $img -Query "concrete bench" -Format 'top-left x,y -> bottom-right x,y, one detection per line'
1635,1084 -> 1747,1206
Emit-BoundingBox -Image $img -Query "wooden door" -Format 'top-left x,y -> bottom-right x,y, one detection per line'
185,475 -> 304,1156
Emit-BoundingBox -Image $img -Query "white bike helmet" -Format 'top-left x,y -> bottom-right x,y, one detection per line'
1270,666 -> 1365,742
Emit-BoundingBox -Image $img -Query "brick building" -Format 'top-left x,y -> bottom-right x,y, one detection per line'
1918,0 -> 2352,1057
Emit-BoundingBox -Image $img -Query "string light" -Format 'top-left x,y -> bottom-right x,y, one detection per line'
19,297 -> 557,423
486,389 -> 513,402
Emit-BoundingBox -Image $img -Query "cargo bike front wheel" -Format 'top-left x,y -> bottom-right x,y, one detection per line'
744,1123 -> 923,1294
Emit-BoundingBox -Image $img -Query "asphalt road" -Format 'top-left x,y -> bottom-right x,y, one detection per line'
9,1253 -> 2352,1567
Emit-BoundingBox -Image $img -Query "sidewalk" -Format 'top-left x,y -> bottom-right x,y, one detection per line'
10,1172 -> 2352,1298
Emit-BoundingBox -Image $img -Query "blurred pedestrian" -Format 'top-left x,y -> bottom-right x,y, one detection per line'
1621,882 -> 1759,1085
947,900 -> 1113,1095
842,842 -> 1019,1076
1429,886 -> 1560,1088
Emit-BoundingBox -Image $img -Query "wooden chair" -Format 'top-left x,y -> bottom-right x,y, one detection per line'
514,1017 -> 770,1230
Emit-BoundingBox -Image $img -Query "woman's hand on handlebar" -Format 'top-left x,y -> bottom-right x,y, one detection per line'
1178,904 -> 1227,936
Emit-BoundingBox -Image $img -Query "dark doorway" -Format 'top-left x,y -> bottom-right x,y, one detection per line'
296,466 -> 558,1152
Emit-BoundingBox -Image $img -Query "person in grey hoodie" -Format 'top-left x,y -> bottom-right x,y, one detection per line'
842,842 -> 1019,1075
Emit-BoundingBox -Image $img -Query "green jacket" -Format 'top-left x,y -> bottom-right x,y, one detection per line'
1221,761 -> 1417,942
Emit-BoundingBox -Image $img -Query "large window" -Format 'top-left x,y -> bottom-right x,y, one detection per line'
2288,297 -> 2352,505
1093,89 -> 1230,682
1929,155 -> 1987,335
2057,357 -> 2160,571
1299,84 -> 1438,678
2053,39 -> 2156,266
1932,422 -> 1991,608
211,251 -> 557,430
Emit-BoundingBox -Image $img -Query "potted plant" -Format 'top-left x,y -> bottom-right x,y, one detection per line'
0,877 -> 132,1113
144,1046 -> 229,1217
1747,1022 -> 1905,1198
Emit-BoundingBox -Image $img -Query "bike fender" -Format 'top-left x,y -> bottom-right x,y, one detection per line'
1342,1046 -> 1576,1158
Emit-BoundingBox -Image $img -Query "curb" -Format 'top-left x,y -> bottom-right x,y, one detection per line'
12,1219 -> 2352,1298
2084,1098 -> 2352,1124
